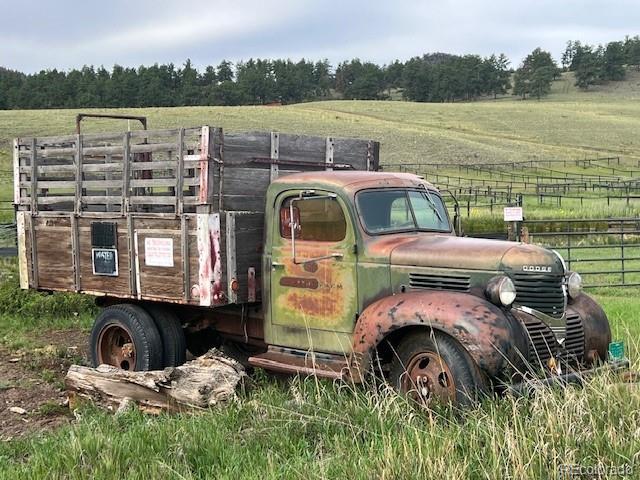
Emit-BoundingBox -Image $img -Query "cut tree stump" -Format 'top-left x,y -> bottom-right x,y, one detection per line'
65,348 -> 246,414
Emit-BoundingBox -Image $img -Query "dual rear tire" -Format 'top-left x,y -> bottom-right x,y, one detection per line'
90,303 -> 186,371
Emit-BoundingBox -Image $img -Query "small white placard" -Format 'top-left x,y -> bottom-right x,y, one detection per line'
145,237 -> 174,267
503,206 -> 523,222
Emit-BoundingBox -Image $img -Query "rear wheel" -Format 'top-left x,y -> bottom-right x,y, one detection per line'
389,330 -> 485,407
90,304 -> 163,371
144,305 -> 187,367
220,340 -> 266,369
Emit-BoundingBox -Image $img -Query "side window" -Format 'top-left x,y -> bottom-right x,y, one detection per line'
279,197 -> 347,242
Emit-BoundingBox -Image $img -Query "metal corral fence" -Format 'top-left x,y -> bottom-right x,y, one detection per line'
382,156 -> 640,216
519,218 -> 640,288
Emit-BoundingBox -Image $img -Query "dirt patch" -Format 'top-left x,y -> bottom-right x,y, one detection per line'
0,329 -> 89,440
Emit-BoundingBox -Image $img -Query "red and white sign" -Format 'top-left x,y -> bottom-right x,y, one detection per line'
145,237 -> 174,267
503,206 -> 523,222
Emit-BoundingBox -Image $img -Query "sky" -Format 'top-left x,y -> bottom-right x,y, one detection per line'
1,0 -> 639,73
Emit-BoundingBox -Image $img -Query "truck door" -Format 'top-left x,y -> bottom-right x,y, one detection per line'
269,191 -> 358,353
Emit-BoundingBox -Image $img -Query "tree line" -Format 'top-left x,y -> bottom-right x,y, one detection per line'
562,36 -> 640,89
0,54 -> 511,109
0,35 -> 638,109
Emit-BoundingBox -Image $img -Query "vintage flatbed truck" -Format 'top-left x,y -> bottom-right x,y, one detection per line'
13,116 -> 625,405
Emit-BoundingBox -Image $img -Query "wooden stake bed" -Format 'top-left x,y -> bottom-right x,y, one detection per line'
13,126 -> 379,308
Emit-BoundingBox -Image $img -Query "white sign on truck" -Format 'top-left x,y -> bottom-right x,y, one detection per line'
145,237 -> 174,267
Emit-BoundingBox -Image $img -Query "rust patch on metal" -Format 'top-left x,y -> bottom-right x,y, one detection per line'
273,243 -> 354,332
351,290 -> 525,377
210,213 -> 224,305
279,276 -> 319,289
198,126 -> 210,204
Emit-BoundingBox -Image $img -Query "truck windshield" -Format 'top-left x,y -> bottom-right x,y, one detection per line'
356,189 -> 451,234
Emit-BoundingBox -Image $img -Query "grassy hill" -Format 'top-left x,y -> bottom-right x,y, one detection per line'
2,71 -> 640,170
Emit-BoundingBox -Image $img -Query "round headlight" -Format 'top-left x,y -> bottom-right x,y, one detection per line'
486,276 -> 517,307
567,271 -> 582,299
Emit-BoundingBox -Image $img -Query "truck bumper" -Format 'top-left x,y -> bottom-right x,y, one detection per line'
505,358 -> 630,396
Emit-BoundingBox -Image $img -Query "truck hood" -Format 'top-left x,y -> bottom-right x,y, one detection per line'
389,234 -> 564,274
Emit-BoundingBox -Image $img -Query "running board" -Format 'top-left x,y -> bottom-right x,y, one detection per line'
248,346 -> 348,380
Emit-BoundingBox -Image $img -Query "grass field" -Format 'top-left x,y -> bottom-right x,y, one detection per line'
0,283 -> 637,479
1,73 -> 640,479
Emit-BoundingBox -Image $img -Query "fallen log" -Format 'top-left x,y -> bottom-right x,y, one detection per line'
65,349 -> 246,414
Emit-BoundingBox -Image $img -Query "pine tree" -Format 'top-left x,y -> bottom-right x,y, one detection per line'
602,41 -> 626,81
573,44 -> 600,89
513,48 -> 557,100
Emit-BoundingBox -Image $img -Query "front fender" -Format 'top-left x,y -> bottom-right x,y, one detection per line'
352,291 -> 527,378
568,293 -> 611,362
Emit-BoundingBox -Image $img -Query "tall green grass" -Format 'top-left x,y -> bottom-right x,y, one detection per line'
0,359 -> 638,480
0,293 -> 636,479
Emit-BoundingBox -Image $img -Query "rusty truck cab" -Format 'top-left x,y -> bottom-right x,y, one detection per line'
262,171 -> 442,352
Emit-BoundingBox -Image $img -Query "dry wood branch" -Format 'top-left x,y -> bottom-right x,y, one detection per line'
65,348 -> 246,414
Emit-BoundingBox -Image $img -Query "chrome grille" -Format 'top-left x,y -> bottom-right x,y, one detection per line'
521,316 -> 558,365
409,273 -> 470,292
512,273 -> 565,318
564,313 -> 585,359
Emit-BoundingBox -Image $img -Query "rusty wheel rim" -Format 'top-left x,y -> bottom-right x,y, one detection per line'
97,324 -> 136,371
402,351 -> 456,405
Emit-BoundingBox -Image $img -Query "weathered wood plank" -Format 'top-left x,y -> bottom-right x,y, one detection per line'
222,167 -> 270,197
30,138 -> 38,213
177,128 -> 185,214
75,134 -> 83,214
84,163 -> 123,173
13,139 -> 21,205
225,212 -> 237,303
121,132 -> 131,213
128,196 -> 177,205
37,196 -> 76,205
16,212 -> 29,289
128,178 -> 178,188
82,180 -> 123,189
181,215 -> 189,301
70,214 -> 81,291
81,195 -> 123,203
127,216 -> 136,296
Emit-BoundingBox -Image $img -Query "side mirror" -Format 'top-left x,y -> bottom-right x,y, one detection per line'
280,204 -> 300,239
453,203 -> 463,237
440,189 -> 463,237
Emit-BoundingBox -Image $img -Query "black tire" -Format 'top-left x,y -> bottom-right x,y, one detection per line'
185,328 -> 222,357
144,305 -> 187,367
90,304 -> 163,371
389,330 -> 486,407
220,340 -> 266,369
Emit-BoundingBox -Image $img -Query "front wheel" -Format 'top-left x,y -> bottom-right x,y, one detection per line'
389,330 -> 486,407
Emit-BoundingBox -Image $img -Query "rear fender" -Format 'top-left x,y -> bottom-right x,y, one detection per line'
352,291 -> 527,378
